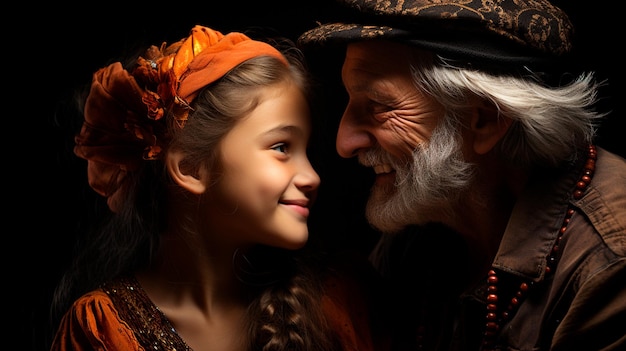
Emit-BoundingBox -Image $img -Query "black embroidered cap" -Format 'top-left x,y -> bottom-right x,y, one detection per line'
298,0 -> 574,71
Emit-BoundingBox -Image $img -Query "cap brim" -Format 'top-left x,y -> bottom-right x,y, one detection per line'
298,22 -> 568,73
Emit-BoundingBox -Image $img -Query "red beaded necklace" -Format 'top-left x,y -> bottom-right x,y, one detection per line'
481,144 -> 597,351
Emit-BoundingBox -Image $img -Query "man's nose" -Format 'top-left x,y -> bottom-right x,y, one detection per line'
336,109 -> 374,158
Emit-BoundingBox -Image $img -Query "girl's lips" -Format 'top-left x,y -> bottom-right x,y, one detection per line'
280,199 -> 310,218
284,204 -> 310,218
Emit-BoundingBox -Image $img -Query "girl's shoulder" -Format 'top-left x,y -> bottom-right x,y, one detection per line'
50,287 -> 141,351
51,276 -> 188,351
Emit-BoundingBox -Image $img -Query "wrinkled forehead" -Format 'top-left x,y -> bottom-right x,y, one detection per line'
347,40 -> 407,55
346,40 -> 413,64
344,40 -> 431,73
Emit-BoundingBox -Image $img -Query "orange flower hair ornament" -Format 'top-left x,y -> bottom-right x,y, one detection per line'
74,25 -> 288,211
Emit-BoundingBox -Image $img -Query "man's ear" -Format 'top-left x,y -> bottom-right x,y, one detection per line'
468,102 -> 512,155
166,150 -> 207,195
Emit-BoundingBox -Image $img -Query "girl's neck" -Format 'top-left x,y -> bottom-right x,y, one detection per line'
134,240 -> 250,351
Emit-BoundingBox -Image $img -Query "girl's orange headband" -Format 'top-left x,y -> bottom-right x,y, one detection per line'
74,25 -> 288,211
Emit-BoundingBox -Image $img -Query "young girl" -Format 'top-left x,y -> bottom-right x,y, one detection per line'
50,25 -> 388,351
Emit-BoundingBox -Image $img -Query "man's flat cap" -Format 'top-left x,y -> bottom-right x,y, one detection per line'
298,0 -> 574,71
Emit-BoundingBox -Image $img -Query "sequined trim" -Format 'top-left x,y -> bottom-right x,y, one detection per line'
102,276 -> 191,351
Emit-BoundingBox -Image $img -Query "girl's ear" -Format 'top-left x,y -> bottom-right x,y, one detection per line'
468,101 -> 512,155
166,150 -> 207,194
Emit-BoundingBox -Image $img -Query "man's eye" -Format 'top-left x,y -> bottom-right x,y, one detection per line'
271,143 -> 288,153
369,99 -> 392,113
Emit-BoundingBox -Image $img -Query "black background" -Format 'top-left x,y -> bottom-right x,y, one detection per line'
11,1 -> 623,350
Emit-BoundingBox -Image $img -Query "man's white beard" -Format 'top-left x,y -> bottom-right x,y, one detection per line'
360,120 -> 476,233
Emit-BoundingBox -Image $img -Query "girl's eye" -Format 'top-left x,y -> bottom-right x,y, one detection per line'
271,143 -> 288,154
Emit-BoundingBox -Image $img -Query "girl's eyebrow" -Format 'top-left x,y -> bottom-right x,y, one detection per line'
263,124 -> 305,137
